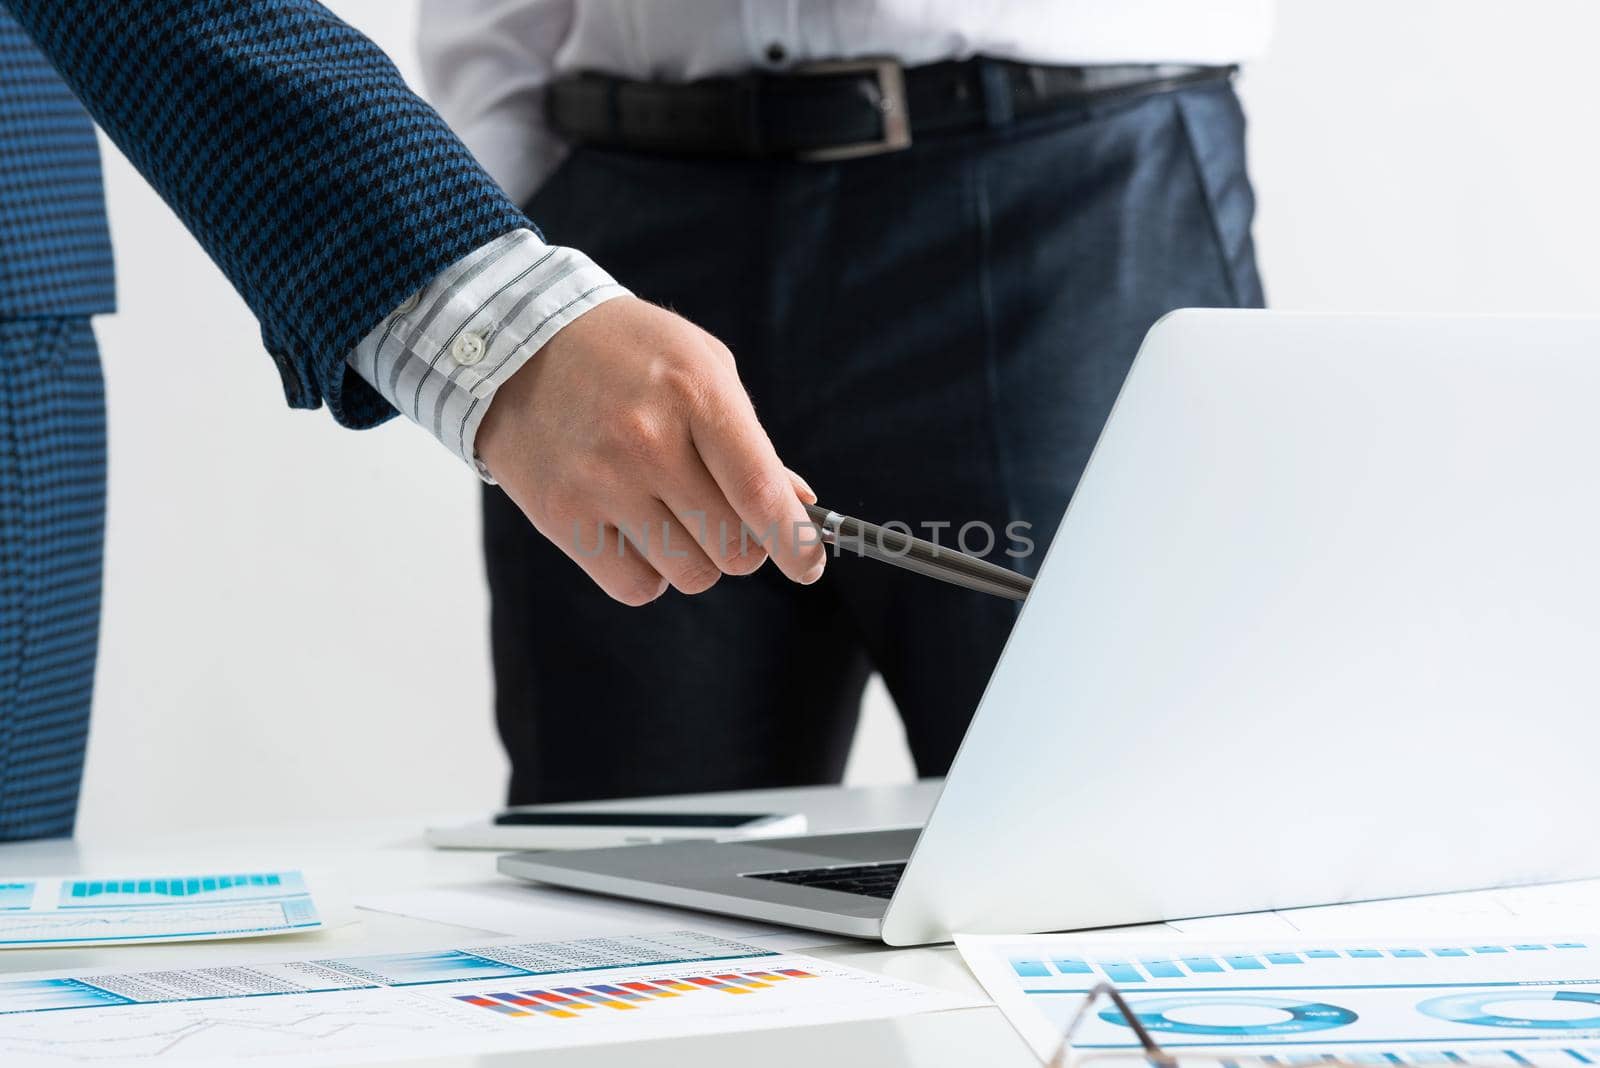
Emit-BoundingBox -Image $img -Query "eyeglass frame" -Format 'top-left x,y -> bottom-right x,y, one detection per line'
1049,982 -> 1174,1068
1047,982 -> 1382,1068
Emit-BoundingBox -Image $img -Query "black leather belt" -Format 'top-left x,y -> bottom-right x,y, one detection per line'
547,58 -> 1235,161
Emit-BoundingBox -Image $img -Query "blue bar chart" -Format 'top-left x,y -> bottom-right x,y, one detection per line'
0,871 -> 322,948
1006,942 -> 1590,983
59,872 -> 304,908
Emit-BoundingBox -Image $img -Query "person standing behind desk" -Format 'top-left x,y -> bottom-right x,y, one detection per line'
0,0 -> 828,843
420,1 -> 1274,805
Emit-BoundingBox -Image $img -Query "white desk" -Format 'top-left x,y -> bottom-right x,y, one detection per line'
0,782 -> 1040,1067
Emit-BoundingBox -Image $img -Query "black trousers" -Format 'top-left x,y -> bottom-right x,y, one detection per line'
486,80 -> 1264,803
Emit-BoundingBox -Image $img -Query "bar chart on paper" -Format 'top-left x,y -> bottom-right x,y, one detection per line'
0,932 -> 972,1065
957,934 -> 1600,1063
1001,940 -> 1591,986
58,873 -> 302,906
0,871 -> 322,948
453,966 -> 819,1018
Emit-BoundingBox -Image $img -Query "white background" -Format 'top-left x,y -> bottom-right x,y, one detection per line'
77,1 -> 1600,835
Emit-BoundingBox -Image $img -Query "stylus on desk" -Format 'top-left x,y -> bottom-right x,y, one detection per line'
804,503 -> 1033,601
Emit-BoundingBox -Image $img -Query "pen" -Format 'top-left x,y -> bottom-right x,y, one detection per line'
804,503 -> 1033,601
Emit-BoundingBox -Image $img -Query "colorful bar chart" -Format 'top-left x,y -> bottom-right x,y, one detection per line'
455,969 -> 817,1021
1006,943 -> 1590,983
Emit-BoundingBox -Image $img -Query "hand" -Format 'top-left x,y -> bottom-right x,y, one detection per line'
476,296 -> 826,605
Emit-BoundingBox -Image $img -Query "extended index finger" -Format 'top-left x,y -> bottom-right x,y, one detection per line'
690,376 -> 825,585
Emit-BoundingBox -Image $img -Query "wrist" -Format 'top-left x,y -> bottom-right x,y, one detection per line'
474,356 -> 534,482
343,230 -> 629,479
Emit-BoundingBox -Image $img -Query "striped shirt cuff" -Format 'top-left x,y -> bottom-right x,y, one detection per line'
346,229 -> 629,479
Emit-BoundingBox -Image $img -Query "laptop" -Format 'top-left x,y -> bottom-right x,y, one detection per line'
501,310 -> 1600,946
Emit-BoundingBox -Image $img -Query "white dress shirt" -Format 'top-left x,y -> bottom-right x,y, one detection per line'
352,1 -> 1273,476
347,231 -> 626,476
418,0 -> 1275,207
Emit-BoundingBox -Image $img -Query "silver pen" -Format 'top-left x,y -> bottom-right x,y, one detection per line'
804,503 -> 1033,601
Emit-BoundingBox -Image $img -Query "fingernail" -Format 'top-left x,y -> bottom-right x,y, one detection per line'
786,467 -> 818,504
801,558 -> 826,585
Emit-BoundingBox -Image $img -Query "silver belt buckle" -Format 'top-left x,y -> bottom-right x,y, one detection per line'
790,57 -> 912,161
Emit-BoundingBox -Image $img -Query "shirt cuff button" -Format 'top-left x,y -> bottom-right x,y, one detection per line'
451,331 -> 486,366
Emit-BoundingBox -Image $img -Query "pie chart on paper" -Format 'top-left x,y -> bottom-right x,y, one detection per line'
1101,995 -> 1358,1037
1417,990 -> 1600,1030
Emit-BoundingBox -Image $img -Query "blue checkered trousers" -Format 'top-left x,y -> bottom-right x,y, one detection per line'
0,1 -> 531,839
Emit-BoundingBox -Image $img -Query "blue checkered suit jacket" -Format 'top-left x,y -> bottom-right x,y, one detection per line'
4,0 -> 530,426
0,9 -> 114,317
0,0 -> 532,839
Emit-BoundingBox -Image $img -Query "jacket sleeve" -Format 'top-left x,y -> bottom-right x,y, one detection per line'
417,0 -> 575,208
5,0 -> 532,428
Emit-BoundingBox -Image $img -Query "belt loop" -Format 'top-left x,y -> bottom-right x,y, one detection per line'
977,58 -> 1015,129
736,74 -> 765,155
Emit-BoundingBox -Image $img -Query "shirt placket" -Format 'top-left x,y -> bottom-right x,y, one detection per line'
740,0 -> 802,69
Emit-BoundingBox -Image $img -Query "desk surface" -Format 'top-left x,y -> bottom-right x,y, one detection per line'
0,781 -> 1041,1067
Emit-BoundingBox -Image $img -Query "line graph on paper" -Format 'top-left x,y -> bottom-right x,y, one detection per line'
0,993 -> 491,1063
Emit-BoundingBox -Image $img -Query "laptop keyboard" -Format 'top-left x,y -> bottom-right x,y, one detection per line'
743,861 -> 907,899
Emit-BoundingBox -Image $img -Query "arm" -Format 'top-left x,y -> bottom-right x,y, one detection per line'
7,0 -> 516,428
353,0 -> 588,476
7,0 -> 824,601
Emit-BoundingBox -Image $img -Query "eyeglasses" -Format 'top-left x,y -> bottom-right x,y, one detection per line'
1045,983 -> 1521,1068
1047,982 -> 1173,1068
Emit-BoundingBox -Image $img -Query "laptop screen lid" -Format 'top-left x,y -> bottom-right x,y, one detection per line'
881,311 -> 1600,945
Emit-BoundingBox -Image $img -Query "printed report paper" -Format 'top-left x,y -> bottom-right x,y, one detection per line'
0,930 -> 976,1065
0,870 -> 321,948
957,932 -> 1600,1064
357,879 -> 830,950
